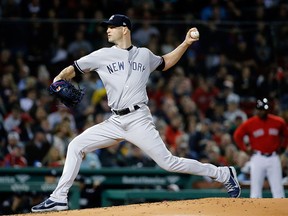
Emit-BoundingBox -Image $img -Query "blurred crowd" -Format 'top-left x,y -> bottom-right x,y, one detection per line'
1,0 -> 288,196
1,0 -> 288,214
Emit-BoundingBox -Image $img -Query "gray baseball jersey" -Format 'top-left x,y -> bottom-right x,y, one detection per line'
74,45 -> 162,110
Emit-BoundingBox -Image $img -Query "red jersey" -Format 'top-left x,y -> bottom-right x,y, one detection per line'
3,154 -> 27,167
165,126 -> 183,152
233,114 -> 287,154
192,87 -> 219,114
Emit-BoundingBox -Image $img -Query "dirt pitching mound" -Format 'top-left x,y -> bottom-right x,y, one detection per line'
18,198 -> 288,216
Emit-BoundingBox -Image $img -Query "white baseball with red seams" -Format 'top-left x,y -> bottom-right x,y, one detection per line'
190,31 -> 199,39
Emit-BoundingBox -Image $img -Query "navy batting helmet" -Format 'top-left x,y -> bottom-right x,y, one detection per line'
256,97 -> 269,110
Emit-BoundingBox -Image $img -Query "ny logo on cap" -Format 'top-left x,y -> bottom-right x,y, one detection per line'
109,15 -> 114,20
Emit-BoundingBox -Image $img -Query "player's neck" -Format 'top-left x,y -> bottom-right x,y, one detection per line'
115,37 -> 132,50
116,43 -> 132,50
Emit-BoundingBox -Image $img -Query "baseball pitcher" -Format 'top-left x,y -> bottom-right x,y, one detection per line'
32,14 -> 241,212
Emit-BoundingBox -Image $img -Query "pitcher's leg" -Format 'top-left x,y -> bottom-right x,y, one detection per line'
50,120 -> 122,202
126,121 -> 229,183
124,106 -> 240,197
127,127 -> 241,197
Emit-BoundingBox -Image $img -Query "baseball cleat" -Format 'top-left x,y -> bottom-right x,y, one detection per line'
224,166 -> 241,198
31,198 -> 68,212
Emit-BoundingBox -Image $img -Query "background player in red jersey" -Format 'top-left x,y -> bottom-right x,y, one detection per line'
234,97 -> 287,198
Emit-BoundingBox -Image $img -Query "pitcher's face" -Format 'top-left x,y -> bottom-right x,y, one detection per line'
106,26 -> 125,44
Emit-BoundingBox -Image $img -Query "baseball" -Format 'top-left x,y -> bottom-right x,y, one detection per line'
190,31 -> 199,39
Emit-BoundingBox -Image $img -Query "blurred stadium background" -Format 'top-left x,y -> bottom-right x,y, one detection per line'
0,0 -> 288,214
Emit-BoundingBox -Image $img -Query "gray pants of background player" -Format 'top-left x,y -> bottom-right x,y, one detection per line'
50,105 -> 230,203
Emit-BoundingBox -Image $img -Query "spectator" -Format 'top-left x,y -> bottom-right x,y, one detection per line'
192,77 -> 220,116
154,118 -> 168,145
126,144 -> 155,168
204,140 -> 227,166
98,144 -> 126,167
236,151 -> 251,185
164,115 -> 184,154
36,65 -> 52,91
75,73 -> 100,130
20,88 -> 37,112
0,73 -> 18,111
50,35 -> 68,65
42,146 -> 65,168
25,129 -> 51,167
37,118 -> 53,144
234,66 -> 257,101
3,131 -> 21,157
132,21 -> 160,46
2,144 -> 27,167
3,104 -> 22,133
0,120 -> 7,163
224,93 -> 247,126
156,96 -> 178,124
161,28 -> 178,54
26,0 -> 42,17
188,119 -> 213,160
205,99 -> 226,123
0,96 -> 6,120
178,95 -> 199,127
229,38 -> 256,71
67,30 -> 93,59
200,0 -> 227,21
32,106 -> 49,126
174,75 -> 193,98
254,32 -> 273,66
175,134 -> 191,159
255,69 -> 278,100
223,142 -> 238,167
16,55 -> 31,92
18,112 -> 35,144
51,120 -> 75,157
226,1 -> 242,21
47,106 -> 77,132
80,152 -> 102,169
278,68 -> 288,110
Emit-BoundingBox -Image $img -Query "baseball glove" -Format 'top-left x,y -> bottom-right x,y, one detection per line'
48,79 -> 85,108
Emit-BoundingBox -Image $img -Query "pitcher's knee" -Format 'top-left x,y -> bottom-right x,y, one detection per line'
155,155 -> 180,172
67,138 -> 82,155
157,163 -> 171,172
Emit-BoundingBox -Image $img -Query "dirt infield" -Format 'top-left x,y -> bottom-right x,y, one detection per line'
18,198 -> 288,216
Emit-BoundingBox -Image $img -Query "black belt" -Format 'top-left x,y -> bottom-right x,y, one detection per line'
113,105 -> 140,116
254,151 -> 275,157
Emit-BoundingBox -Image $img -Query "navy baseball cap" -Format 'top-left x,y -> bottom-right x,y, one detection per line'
101,14 -> 132,30
256,97 -> 269,110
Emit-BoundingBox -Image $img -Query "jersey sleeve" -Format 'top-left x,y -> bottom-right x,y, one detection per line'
283,127 -> 288,149
233,122 -> 249,152
280,120 -> 288,149
147,49 -> 164,72
74,50 -> 102,73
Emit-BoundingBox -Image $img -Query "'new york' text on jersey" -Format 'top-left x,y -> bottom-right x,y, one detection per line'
74,46 -> 162,110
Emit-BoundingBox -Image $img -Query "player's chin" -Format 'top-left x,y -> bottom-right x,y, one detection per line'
108,37 -> 114,43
